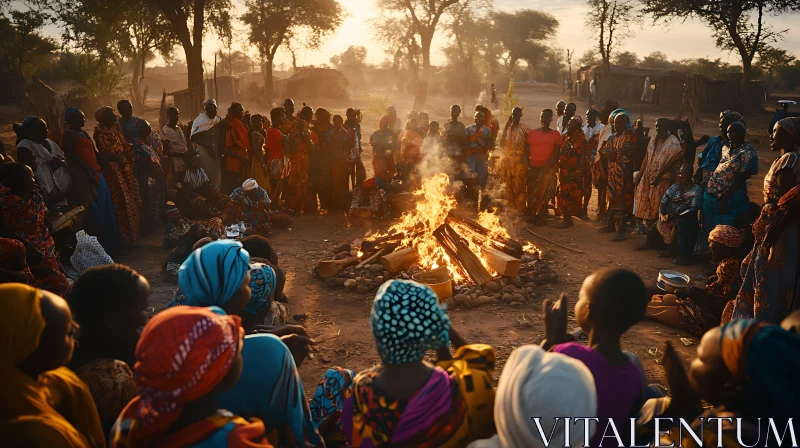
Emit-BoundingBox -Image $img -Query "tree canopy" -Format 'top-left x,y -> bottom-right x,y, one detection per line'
0,9 -> 57,77
490,9 -> 558,72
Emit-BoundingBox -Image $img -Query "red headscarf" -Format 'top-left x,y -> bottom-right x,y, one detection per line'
111,306 -> 243,447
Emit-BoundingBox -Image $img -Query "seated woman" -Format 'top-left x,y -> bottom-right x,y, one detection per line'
0,283 -> 105,447
0,237 -> 35,284
14,117 -> 71,204
467,345 -> 597,448
230,178 -> 292,231
163,240 -> 321,446
349,177 -> 390,219
0,163 -> 70,297
655,164 -> 702,264
164,203 -> 224,248
725,182 -> 800,324
642,319 -> 800,447
647,224 -> 745,336
62,108 -> 122,256
313,280 -> 497,447
109,306 -> 273,447
67,264 -> 149,434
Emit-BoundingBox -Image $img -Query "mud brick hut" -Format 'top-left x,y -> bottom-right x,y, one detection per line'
205,75 -> 240,105
575,64 -> 769,110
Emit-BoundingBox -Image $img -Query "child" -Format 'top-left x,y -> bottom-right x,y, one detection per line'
542,268 -> 648,446
181,153 -> 210,191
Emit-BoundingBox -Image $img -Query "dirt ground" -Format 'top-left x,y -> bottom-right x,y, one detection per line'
0,82 -> 779,396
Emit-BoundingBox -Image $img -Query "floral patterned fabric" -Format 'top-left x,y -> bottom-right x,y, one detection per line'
557,128 -> 586,216
284,116 -> 312,213
0,185 -> 69,296
499,123 -> 531,211
94,124 -> 141,247
74,358 -> 138,432
763,151 -> 800,204
677,257 -> 742,336
706,143 -> 758,197
634,134 -> 683,221
230,186 -> 272,230
603,129 -> 637,215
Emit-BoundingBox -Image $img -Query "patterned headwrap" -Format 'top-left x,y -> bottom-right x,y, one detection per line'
720,111 -> 744,128
94,106 -> 114,123
370,280 -> 451,365
719,319 -> 800,421
569,116 -> 584,128
178,240 -> 250,308
120,306 -> 242,446
65,107 -> 81,122
242,178 -> 258,191
203,98 -> 217,107
610,108 -> 632,130
774,117 -> 800,144
0,283 -> 45,367
191,237 -> 214,251
708,224 -> 745,248
242,263 -> 277,315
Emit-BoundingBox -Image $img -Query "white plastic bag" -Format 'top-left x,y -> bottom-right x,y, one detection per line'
70,230 -> 114,273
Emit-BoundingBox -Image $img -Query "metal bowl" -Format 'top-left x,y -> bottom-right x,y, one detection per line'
657,270 -> 691,292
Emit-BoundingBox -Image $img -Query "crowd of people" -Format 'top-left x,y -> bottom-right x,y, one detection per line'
1,91 -> 799,447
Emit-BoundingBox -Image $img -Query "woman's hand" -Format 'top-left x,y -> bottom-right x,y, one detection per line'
252,324 -> 308,338
280,334 -> 316,367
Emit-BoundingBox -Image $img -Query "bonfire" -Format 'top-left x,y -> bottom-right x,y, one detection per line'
315,173 -> 556,308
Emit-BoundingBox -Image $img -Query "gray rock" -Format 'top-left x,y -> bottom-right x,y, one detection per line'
343,279 -> 357,289
444,298 -> 457,309
469,293 -> 477,300
502,293 -> 513,303
502,285 -> 518,293
453,294 -> 470,307
512,293 -> 525,302
335,278 -> 348,286
492,293 -> 502,301
375,276 -> 385,284
511,276 -> 523,288
526,282 -> 536,288
485,281 -> 501,292
347,273 -> 356,279
356,285 -> 371,294
474,295 -> 491,307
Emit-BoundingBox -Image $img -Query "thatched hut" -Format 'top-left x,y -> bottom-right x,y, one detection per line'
0,73 -> 26,103
282,67 -> 349,99
205,75 -> 240,105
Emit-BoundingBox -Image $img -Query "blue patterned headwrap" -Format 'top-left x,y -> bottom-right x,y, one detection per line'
65,107 -> 81,122
178,240 -> 250,307
370,280 -> 451,365
242,263 -> 277,315
609,108 -> 632,130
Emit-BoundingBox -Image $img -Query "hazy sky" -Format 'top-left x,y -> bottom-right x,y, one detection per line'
15,0 -> 800,70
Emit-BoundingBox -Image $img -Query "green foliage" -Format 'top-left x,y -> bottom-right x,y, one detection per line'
0,9 -> 57,77
490,9 -> 558,72
364,92 -> 391,121
612,51 -> 639,67
330,46 -> 368,69
639,51 -> 674,69
58,53 -> 126,98
578,49 -> 601,67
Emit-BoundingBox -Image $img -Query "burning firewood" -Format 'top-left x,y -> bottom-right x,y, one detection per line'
433,223 -> 493,286
381,247 -> 419,273
315,257 -> 359,279
446,210 -> 524,258
481,247 -> 522,276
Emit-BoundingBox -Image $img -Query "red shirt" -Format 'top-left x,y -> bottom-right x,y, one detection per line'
527,128 -> 562,167
265,128 -> 283,163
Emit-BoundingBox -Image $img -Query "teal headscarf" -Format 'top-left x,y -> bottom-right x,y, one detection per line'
371,280 -> 451,365
178,240 -> 250,307
610,108 -> 632,130
720,319 -> 800,422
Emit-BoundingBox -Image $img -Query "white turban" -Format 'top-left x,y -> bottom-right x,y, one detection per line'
203,98 -> 217,107
242,178 -> 258,191
468,345 -> 597,448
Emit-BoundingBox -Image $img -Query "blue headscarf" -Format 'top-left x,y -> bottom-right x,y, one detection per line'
178,240 -> 250,307
242,263 -> 277,315
720,319 -> 800,422
370,279 -> 451,365
609,108 -> 632,130
65,107 -> 81,123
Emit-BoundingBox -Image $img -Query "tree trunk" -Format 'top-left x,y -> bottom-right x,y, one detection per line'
414,32 -> 433,111
186,44 -> 204,116
132,55 -> 143,112
264,58 -> 274,104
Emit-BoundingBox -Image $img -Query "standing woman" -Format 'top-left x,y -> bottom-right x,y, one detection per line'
700,121 -> 758,250
62,108 -> 122,256
633,118 -> 684,241
159,107 -> 189,193
556,116 -> 586,228
249,114 -> 271,194
309,108 -> 334,212
599,109 -> 637,242
93,106 -> 141,249
498,106 -> 530,212
191,99 -> 223,186
13,117 -> 71,204
223,102 -> 250,194
285,106 -> 314,214
130,120 -> 165,236
330,115 -> 353,211
764,117 -> 800,204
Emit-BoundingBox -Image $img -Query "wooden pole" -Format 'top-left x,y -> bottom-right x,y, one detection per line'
381,247 -> 419,273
